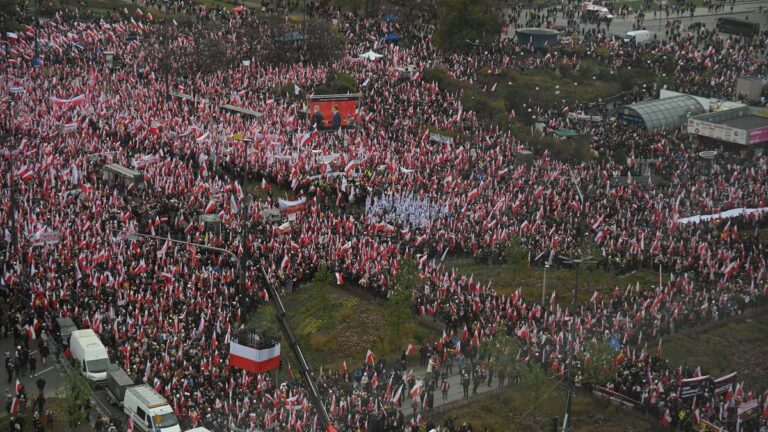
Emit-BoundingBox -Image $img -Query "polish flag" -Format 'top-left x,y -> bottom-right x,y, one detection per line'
278,197 -> 306,215
590,290 -> 600,303
466,188 -> 480,203
229,340 -> 281,373
280,255 -> 290,272
275,222 -> 291,235
204,200 -> 216,214
391,384 -> 403,404
49,94 -> 86,107
15,165 -> 35,182
296,130 -> 318,146
15,379 -> 22,395
344,160 -> 358,175
405,343 -> 416,356
410,380 -> 424,398
133,259 -> 147,275
365,349 -> 376,365
335,272 -> 344,285
370,372 -> 378,389
5,32 -> 18,42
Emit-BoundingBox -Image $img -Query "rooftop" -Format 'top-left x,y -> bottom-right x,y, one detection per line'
719,115 -> 768,130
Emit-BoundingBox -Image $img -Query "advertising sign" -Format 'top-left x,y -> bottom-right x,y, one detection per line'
687,118 -> 748,145
748,125 -> 768,144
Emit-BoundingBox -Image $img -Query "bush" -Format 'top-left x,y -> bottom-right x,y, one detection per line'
315,70 -> 358,94
313,265 -> 333,284
461,89 -> 506,122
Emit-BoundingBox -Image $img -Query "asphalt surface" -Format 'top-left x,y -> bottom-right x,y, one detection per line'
511,1 -> 767,42
0,333 -> 66,409
0,331 -> 122,427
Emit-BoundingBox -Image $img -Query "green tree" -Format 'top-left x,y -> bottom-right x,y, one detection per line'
56,372 -> 91,428
387,258 -> 421,352
312,266 -> 334,317
579,339 -> 616,388
484,332 -> 523,372
395,258 -> 421,291
433,0 -> 503,54
519,364 -> 551,415
386,288 -> 412,354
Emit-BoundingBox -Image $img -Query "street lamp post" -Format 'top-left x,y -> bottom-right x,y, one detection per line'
559,167 -> 596,432
32,0 -> 40,68
110,229 -> 241,272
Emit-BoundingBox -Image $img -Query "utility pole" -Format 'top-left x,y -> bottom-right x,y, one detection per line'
558,168 -> 595,432
32,0 -> 40,68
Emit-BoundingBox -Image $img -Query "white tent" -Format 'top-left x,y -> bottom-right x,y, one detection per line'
359,50 -> 383,61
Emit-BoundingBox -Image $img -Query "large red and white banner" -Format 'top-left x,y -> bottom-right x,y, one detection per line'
278,197 -> 306,215
229,341 -> 281,373
49,94 -> 86,108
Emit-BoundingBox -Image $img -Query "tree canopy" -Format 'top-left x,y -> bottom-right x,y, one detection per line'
433,0 -> 503,54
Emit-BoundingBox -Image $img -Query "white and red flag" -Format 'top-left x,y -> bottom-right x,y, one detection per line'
229,340 -> 281,374
278,197 -> 306,215
49,94 -> 86,108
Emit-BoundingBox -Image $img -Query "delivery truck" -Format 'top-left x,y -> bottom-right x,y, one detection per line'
69,329 -> 110,382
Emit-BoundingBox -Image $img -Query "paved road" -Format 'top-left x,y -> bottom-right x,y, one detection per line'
400,361 -> 503,417
0,331 -> 120,428
0,333 -> 66,408
512,1 -> 767,42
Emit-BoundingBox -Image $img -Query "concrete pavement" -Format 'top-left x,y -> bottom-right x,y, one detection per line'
400,361 -> 505,418
0,332 -> 67,418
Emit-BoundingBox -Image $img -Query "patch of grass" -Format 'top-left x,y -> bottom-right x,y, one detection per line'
438,386 -> 656,432
442,240 -> 658,304
663,310 -> 768,392
248,280 -> 439,372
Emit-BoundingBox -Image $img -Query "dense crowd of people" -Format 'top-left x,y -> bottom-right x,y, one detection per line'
1,0 -> 767,431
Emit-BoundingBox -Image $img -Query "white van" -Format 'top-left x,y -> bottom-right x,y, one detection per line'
123,385 -> 181,432
69,329 -> 110,382
185,428 -> 212,432
624,30 -> 652,45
